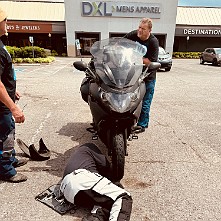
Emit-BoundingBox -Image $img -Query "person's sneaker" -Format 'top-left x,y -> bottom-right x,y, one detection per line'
13,158 -> 29,168
81,214 -> 105,221
82,208 -> 107,221
132,125 -> 145,134
113,181 -> 124,189
2,173 -> 27,183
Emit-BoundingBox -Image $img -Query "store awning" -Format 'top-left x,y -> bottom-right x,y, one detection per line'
0,1 -> 65,21
176,7 -> 221,26
1,1 -> 221,26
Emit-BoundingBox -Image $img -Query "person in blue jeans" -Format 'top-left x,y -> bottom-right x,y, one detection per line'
124,18 -> 159,133
0,6 -> 28,183
137,79 -> 156,129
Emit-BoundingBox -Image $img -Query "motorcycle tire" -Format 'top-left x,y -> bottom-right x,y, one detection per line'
111,133 -> 125,182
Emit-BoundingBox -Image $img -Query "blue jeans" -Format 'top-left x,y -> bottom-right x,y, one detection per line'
137,79 -> 156,128
0,112 -> 18,178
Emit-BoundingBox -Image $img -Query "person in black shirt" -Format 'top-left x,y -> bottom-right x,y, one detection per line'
60,143 -> 132,221
0,6 -> 28,183
124,18 -> 159,133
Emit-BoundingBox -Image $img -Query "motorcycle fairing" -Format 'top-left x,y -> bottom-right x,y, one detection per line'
90,38 -> 146,89
89,80 -> 145,115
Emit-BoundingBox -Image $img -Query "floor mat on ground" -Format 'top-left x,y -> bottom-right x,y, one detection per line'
35,184 -> 76,214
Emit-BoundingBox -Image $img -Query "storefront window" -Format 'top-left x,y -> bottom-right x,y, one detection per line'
109,33 -> 126,38
76,32 -> 100,56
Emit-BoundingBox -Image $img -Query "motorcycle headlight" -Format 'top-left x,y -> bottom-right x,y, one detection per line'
105,92 -> 132,113
100,91 -> 107,101
99,88 -> 141,113
130,87 -> 140,101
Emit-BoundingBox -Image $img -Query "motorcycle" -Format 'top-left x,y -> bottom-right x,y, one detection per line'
73,38 -> 160,181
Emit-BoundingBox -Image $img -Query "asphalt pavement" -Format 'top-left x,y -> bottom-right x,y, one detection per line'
1,57 -> 221,221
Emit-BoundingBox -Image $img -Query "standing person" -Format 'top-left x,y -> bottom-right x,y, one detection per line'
60,143 -> 132,221
0,6 -> 28,183
124,18 -> 159,133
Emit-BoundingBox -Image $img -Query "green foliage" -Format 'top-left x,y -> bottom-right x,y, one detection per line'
12,56 -> 55,64
51,50 -> 58,56
6,46 -> 47,58
44,49 -> 51,56
20,46 -> 47,58
5,46 -> 55,64
172,52 -> 202,59
61,53 -> 67,57
13,58 -> 23,63
23,58 -> 33,63
6,46 -> 21,58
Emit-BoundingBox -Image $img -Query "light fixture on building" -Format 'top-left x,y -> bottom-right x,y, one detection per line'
5,32 -> 9,45
186,36 -> 190,52
48,33 -> 52,54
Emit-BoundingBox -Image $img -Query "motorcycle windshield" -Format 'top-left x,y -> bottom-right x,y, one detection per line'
90,38 -> 146,89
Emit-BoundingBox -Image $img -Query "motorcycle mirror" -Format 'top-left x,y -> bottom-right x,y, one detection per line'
148,62 -> 161,70
142,62 -> 161,79
73,61 -> 87,71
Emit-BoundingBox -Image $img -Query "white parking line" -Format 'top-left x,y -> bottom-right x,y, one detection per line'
29,112 -> 52,144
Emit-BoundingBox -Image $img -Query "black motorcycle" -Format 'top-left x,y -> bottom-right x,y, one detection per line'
74,38 -> 160,181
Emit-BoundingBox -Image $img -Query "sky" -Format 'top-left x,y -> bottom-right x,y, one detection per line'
178,0 -> 221,7
12,0 -> 221,7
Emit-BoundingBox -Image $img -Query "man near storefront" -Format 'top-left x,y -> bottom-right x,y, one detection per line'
124,18 -> 159,133
0,6 -> 28,183
60,142 -> 132,221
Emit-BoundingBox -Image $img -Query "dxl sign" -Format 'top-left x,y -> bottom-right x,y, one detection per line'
82,1 -> 161,18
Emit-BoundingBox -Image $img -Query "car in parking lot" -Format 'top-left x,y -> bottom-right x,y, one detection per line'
200,48 -> 221,66
158,46 -> 172,71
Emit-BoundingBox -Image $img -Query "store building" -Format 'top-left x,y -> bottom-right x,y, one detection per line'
1,0 -> 221,57
174,7 -> 221,52
64,0 -> 178,56
0,0 -> 66,55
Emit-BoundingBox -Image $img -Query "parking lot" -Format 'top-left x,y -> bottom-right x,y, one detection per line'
1,58 -> 221,221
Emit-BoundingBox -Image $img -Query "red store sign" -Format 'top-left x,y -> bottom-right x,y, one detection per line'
6,21 -> 52,33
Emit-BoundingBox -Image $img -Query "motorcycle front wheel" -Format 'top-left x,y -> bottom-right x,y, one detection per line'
111,133 -> 125,181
